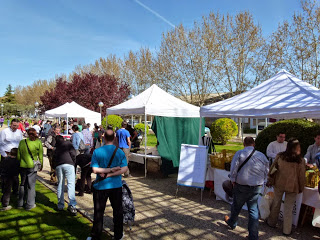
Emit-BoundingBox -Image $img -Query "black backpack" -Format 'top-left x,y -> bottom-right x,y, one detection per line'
122,180 -> 135,229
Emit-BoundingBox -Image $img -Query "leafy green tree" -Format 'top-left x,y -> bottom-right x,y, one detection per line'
2,85 -> 16,103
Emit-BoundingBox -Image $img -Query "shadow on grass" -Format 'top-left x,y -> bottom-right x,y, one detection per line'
0,181 -> 111,240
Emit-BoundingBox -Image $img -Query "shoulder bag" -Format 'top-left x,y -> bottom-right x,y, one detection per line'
25,139 -> 42,172
266,157 -> 279,187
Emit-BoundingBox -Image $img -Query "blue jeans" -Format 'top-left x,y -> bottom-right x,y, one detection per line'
227,184 -> 262,240
56,164 -> 77,209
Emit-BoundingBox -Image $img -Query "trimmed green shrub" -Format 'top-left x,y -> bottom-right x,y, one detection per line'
255,119 -> 320,156
101,115 -> 123,130
211,118 -> 238,145
134,123 -> 149,133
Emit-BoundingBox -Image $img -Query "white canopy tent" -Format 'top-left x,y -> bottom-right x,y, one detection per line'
200,69 -> 320,119
107,84 -> 200,117
45,101 -> 101,131
107,84 -> 200,177
200,69 -> 320,143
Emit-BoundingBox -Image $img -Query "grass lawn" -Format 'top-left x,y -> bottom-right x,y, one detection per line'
214,141 -> 244,152
147,133 -> 157,147
146,133 -> 244,153
0,181 -> 109,240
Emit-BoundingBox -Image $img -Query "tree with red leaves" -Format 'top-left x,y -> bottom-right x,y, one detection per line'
40,73 -> 130,116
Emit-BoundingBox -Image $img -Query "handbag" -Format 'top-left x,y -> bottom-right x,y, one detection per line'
79,139 -> 86,151
258,187 -> 274,220
91,146 -> 119,190
25,139 -> 42,172
223,149 -> 256,198
266,158 -> 279,187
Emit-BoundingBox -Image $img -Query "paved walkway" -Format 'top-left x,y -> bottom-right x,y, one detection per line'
36,150 -> 320,240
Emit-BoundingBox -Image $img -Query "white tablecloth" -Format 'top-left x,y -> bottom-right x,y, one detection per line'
302,187 -> 320,209
206,165 -> 215,181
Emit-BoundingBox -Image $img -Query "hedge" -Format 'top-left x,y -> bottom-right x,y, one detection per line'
101,115 -> 123,130
210,118 -> 238,145
134,123 -> 149,133
255,119 -> 320,156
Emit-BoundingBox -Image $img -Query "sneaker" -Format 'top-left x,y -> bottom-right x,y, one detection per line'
67,205 -> 77,216
86,237 -> 92,240
76,192 -> 84,197
25,204 -> 36,211
224,215 -> 235,230
1,205 -> 12,211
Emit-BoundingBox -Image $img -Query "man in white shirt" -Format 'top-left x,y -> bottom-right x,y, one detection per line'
266,132 -> 287,164
0,119 -> 23,158
304,132 -> 320,167
32,122 -> 41,135
0,118 -> 23,195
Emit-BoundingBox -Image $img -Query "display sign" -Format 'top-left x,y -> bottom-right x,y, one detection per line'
177,144 -> 208,189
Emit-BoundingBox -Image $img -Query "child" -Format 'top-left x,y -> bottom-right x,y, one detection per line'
0,148 -> 20,211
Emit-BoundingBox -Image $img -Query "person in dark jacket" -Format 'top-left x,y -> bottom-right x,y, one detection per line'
0,148 -> 19,211
76,153 -> 92,196
45,125 -> 60,184
53,135 -> 77,215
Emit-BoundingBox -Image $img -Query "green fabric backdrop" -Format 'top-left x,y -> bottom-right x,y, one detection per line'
151,116 -> 205,172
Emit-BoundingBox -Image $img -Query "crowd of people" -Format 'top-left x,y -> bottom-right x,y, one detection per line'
223,131 -> 320,239
2,117 -> 319,240
0,118 -> 138,240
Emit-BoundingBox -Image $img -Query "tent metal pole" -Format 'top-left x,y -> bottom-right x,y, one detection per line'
265,118 -> 268,128
131,115 -> 134,127
144,113 -> 147,178
198,117 -> 202,145
256,118 -> 258,137
66,114 -> 68,135
241,118 -> 244,142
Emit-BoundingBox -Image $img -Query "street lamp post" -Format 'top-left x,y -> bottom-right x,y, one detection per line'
98,102 -> 104,121
0,104 -> 3,116
34,102 -> 39,119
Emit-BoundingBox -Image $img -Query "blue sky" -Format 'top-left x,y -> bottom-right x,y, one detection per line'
0,0 -> 301,96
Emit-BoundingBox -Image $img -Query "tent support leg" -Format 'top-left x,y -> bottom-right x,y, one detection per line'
241,118 -> 244,142
131,115 -> 134,127
144,113 -> 147,178
66,115 -> 68,135
198,117 -> 202,145
175,186 -> 179,198
265,118 -> 268,128
256,118 -> 258,137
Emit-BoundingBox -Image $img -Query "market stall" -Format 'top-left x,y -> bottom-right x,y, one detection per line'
200,69 -> 320,227
107,84 -> 201,177
45,101 -> 101,131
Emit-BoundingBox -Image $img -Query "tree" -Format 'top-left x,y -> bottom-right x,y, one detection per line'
2,84 -> 16,103
265,0 -> 320,86
15,79 -> 56,106
156,11 -> 265,106
123,48 -> 157,95
40,73 -> 130,116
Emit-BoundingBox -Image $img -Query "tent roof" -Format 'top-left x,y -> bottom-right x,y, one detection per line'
107,84 -> 200,118
200,69 -> 320,119
45,101 -> 101,119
